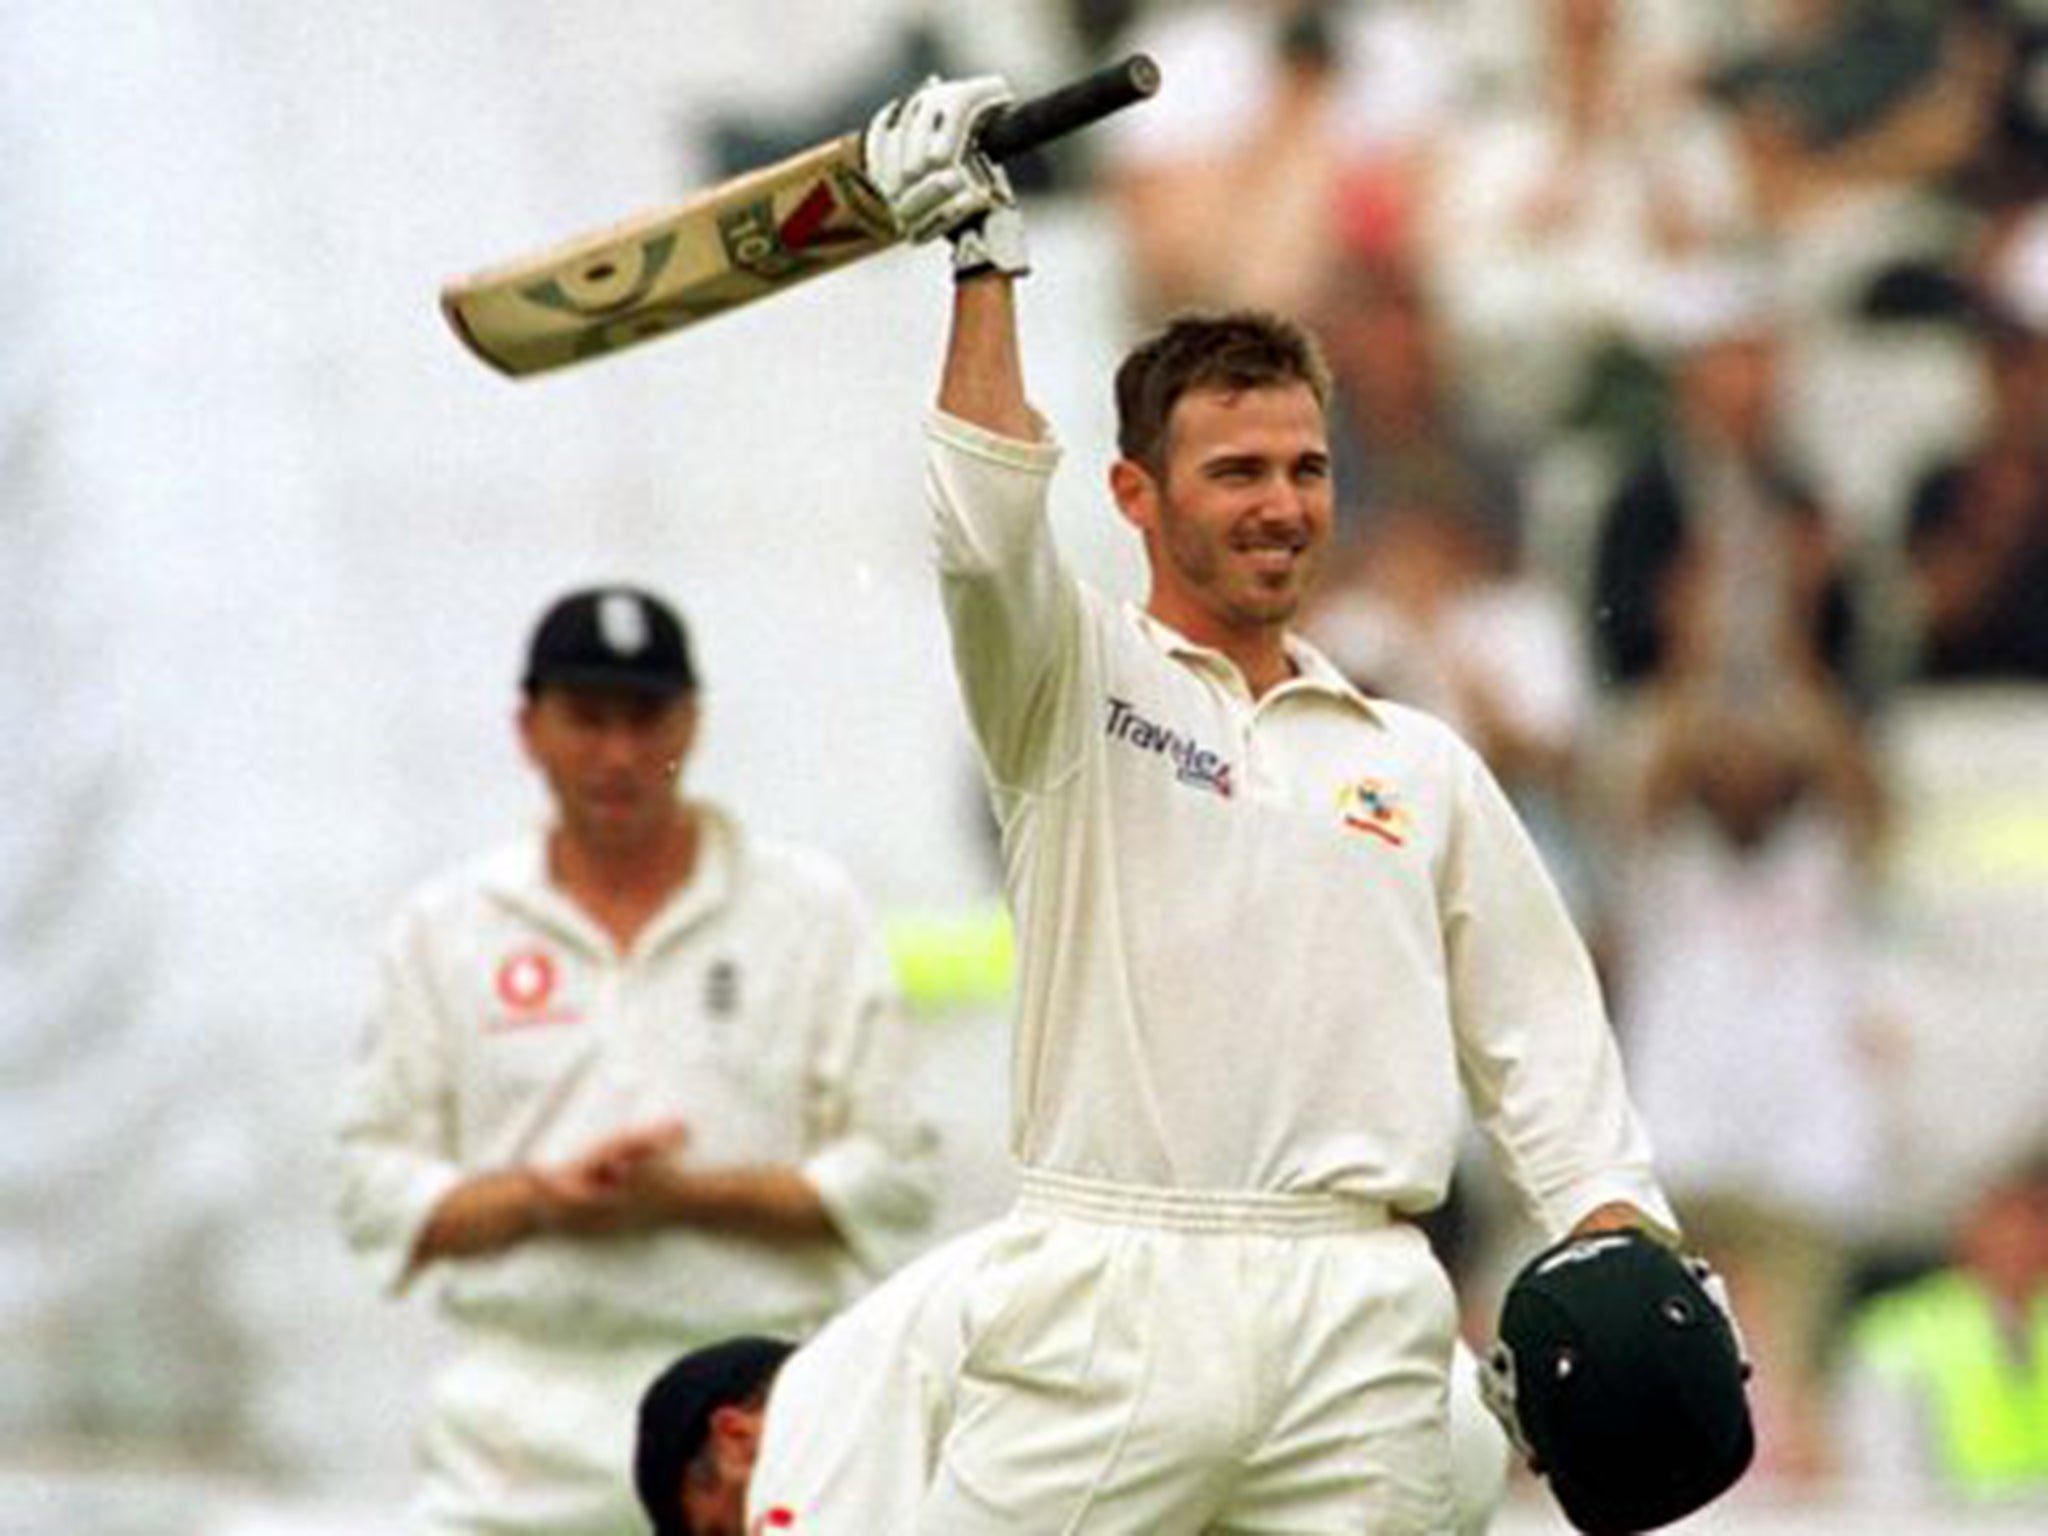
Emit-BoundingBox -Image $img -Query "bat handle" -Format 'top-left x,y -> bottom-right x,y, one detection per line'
974,54 -> 1161,164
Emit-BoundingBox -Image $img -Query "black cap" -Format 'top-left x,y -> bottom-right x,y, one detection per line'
1496,1229 -> 1754,1534
523,585 -> 696,699
634,1336 -> 794,1536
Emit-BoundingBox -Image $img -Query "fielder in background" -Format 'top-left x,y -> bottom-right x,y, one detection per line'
332,586 -> 936,1536
860,75 -> 1686,1535
629,1224 -> 1509,1536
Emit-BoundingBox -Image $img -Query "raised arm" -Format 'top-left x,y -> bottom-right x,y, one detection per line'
941,275 -> 1037,442
867,74 -> 1081,792
863,75 -> 1038,440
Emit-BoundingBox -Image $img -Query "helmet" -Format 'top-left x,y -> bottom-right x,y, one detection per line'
1486,1229 -> 1754,1534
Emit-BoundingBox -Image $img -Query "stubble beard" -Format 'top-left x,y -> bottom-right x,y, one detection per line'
1173,529 -> 1319,632
1147,453 -> 1330,639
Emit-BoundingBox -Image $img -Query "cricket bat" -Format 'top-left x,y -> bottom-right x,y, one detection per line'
442,54 -> 1161,378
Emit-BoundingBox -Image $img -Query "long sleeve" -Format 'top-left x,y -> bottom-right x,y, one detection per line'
330,908 -> 467,1295
795,871 -> 939,1279
925,408 -> 1085,794
1441,743 -> 1676,1238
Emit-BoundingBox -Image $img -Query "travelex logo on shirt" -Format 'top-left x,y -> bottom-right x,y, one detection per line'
1105,696 -> 1234,798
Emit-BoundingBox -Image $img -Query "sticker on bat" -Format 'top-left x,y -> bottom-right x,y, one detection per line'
720,178 -> 881,279
721,197 -> 806,279
519,233 -> 682,318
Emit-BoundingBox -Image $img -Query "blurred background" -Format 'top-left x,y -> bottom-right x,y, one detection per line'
5,0 -> 2047,1530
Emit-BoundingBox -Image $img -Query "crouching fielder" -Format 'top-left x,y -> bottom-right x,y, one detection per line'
634,1225 -> 1510,1536
854,70 -> 1679,1536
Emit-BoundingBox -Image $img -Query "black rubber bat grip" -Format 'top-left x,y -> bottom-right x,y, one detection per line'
975,54 -> 1161,163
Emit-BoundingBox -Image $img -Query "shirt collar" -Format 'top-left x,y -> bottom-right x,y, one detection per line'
1125,601 -> 1383,721
481,801 -> 740,953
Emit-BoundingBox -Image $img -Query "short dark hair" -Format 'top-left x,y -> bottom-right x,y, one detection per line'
635,1336 -> 794,1536
1114,309 -> 1332,471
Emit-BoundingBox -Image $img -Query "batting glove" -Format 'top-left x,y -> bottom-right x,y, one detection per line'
863,75 -> 1030,280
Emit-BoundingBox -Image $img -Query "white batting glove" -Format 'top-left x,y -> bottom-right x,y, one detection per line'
863,75 -> 1029,279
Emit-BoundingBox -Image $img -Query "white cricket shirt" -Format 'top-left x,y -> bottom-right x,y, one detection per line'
332,803 -> 936,1341
928,411 -> 1670,1237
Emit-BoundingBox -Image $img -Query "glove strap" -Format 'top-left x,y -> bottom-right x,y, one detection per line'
950,207 -> 1030,282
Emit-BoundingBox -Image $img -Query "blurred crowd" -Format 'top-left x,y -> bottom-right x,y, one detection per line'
1047,0 -> 2048,1504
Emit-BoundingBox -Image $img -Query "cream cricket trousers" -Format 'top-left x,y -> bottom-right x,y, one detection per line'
916,1170 -> 1461,1535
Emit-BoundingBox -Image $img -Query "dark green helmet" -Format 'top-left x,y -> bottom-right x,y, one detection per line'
1485,1229 -> 1754,1534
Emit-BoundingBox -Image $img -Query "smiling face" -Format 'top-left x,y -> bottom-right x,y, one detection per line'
1114,380 -> 1334,652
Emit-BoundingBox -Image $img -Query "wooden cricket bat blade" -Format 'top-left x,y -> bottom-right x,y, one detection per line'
441,135 -> 896,377
441,54 -> 1160,378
